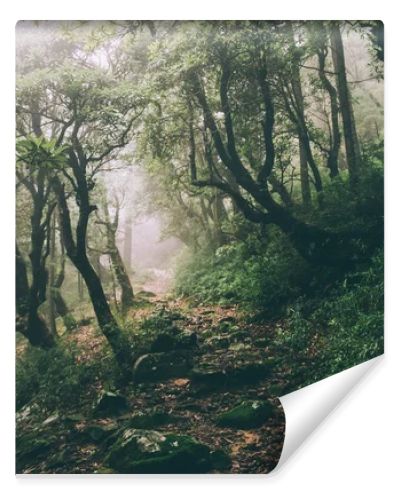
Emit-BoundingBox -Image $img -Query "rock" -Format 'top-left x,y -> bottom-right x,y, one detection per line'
233,361 -> 273,383
94,391 -> 128,416
81,422 -> 119,443
16,403 -> 36,423
16,433 -> 55,471
190,357 -> 274,391
216,400 -> 275,429
210,449 -> 232,471
105,429 -> 214,473
151,332 -> 198,353
190,368 -> 228,389
133,351 -> 193,383
42,413 -> 60,426
150,334 -> 177,352
127,410 -> 178,429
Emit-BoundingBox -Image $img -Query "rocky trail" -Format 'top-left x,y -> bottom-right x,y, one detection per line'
16,293 -> 287,474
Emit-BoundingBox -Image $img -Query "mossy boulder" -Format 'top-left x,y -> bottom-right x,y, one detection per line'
190,356 -> 274,391
16,432 -> 56,471
127,410 -> 179,429
133,351 -> 193,383
150,334 -> 177,352
93,391 -> 128,416
80,422 -> 119,443
105,429 -> 214,473
216,400 -> 275,429
151,333 -> 198,353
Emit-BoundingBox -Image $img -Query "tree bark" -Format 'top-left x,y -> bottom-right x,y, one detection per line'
330,22 -> 362,189
16,244 -> 55,348
53,172 -> 133,378
314,25 -> 341,178
100,197 -> 135,314
190,70 -> 373,268
109,244 -> 135,313
287,23 -> 322,203
47,212 -> 58,337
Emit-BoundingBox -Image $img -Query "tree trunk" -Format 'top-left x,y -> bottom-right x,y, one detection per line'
101,199 -> 135,314
51,215 -> 76,329
47,213 -> 58,337
330,22 -> 362,189
75,254 -> 132,372
190,64 -> 372,269
123,217 -> 133,273
53,176 -> 133,378
299,141 -> 311,207
316,49 -> 340,177
288,24 -> 320,204
16,244 -> 55,348
109,244 -> 135,313
78,272 -> 84,301
212,190 -> 226,247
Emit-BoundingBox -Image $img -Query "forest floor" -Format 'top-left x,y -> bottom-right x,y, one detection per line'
16,290 -> 287,474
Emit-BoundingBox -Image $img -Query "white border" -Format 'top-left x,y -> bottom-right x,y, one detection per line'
2,2 -> 399,498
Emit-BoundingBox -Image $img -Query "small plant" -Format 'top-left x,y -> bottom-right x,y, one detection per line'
16,340 -> 118,412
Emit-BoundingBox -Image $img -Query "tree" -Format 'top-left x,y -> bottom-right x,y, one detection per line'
330,22 -> 362,189
96,190 -> 135,314
139,21 -> 376,267
16,136 -> 66,348
16,28 -> 145,375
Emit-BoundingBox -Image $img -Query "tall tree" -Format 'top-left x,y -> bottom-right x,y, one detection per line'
141,21 -> 377,266
330,22 -> 362,189
96,192 -> 135,314
15,135 -> 64,348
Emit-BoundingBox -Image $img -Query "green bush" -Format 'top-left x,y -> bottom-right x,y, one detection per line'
276,249 -> 384,390
175,231 -> 311,312
16,340 -> 117,412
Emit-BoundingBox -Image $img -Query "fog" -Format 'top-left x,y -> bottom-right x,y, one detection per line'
102,164 -> 183,294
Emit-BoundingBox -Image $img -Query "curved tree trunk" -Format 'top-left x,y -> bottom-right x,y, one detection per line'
75,254 -> 132,370
100,197 -> 135,314
51,215 -> 77,329
53,174 -> 133,378
109,244 -> 135,313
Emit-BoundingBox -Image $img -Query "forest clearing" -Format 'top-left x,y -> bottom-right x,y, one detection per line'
16,20 -> 383,474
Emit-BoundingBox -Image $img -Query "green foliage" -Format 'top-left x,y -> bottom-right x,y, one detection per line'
275,249 -> 384,390
175,231 -> 311,311
16,136 -> 68,170
16,340 -> 118,412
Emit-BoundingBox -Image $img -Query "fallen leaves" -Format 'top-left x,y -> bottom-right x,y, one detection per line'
172,378 -> 190,387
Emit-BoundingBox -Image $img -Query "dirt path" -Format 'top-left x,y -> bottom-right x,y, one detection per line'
141,267 -> 174,296
16,296 -> 286,474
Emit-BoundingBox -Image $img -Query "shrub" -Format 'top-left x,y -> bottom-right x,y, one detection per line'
276,249 -> 384,390
175,230 -> 311,312
16,340 -> 117,412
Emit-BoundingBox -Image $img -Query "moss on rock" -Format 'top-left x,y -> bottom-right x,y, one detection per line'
216,400 -> 275,429
105,428 -> 215,473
